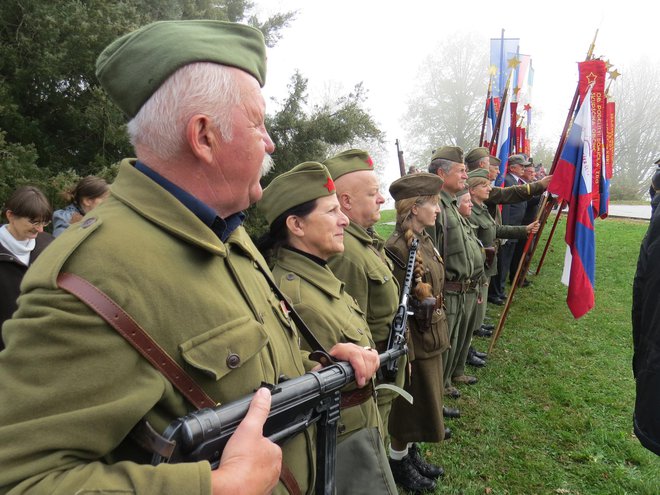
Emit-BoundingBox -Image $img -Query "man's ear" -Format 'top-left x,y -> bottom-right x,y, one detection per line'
186,114 -> 216,164
285,215 -> 305,238
337,191 -> 351,210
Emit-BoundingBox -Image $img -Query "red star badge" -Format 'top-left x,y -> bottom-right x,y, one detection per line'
324,177 -> 336,192
365,156 -> 374,168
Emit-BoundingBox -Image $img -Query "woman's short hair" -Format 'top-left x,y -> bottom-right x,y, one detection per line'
3,186 -> 52,222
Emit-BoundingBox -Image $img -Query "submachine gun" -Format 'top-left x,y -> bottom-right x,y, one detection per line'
152,239 -> 420,495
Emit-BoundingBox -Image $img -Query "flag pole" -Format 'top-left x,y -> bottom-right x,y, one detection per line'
489,31 -> 598,351
479,75 -> 493,146
534,200 -> 565,275
489,69 -> 513,155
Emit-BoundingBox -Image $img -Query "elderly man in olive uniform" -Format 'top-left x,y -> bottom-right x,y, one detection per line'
0,20 -> 378,495
427,146 -> 479,399
323,149 -> 402,443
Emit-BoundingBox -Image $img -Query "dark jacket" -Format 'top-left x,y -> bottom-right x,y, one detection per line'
0,231 -> 53,344
501,173 -> 528,226
632,206 -> 660,456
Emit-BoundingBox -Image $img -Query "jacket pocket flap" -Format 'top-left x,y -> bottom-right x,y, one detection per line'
179,316 -> 268,381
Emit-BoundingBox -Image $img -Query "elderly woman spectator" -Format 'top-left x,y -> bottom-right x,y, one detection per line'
0,186 -> 54,347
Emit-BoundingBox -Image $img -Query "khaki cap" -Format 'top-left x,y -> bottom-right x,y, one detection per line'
489,155 -> 501,167
465,147 -> 489,163
431,146 -> 464,164
259,162 -> 336,225
389,173 -> 443,201
96,20 -> 267,118
508,154 -> 531,166
323,149 -> 374,180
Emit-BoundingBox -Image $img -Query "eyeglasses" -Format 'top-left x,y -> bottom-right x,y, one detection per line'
29,219 -> 51,227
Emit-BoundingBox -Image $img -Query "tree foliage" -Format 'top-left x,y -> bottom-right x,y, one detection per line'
244,71 -> 384,237
0,0 -> 294,207
402,33 -> 487,166
609,57 -> 660,200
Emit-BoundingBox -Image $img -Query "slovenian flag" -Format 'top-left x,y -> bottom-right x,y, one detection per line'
548,85 -> 596,319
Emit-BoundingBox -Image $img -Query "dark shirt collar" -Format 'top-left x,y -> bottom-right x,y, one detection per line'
134,160 -> 244,242
283,245 -> 327,267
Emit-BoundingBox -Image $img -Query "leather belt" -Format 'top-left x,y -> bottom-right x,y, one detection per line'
444,280 -> 471,293
341,383 -> 374,409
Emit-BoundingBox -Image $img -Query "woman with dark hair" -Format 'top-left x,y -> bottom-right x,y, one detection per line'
52,176 -> 109,237
385,172 -> 449,493
0,186 -> 54,347
257,161 -> 397,495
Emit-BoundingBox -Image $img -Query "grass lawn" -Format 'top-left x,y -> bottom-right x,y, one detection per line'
373,212 -> 659,494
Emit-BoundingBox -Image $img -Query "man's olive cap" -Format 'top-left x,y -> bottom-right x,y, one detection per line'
389,173 -> 443,201
489,155 -> 501,167
465,147 -> 489,163
508,154 -> 531,166
323,149 -> 374,180
431,146 -> 464,164
259,162 -> 336,226
96,20 -> 267,119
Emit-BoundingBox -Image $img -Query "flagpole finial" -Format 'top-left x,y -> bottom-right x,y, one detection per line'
587,29 -> 599,59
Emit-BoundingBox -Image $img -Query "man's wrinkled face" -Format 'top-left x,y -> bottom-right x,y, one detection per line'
440,162 -> 468,194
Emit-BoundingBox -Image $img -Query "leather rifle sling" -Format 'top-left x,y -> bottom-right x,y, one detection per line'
58,272 -> 303,495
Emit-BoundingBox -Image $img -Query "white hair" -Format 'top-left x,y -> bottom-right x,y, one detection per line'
127,62 -> 242,160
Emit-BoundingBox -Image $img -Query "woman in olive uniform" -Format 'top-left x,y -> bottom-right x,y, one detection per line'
466,168 -> 539,339
257,162 -> 397,495
385,173 -> 449,493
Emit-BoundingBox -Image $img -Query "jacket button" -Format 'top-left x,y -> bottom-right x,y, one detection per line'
286,273 -> 295,281
81,217 -> 96,228
226,353 -> 241,369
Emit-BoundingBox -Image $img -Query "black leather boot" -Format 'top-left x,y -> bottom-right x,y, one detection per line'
389,454 -> 436,492
409,443 -> 445,479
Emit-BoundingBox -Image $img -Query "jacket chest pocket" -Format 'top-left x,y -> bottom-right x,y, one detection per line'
179,316 -> 269,388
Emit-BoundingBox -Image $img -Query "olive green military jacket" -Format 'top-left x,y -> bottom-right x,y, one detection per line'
271,247 -> 380,438
0,160 -> 313,495
461,215 -> 486,284
468,202 -> 528,278
385,230 -> 449,362
327,222 -> 399,346
428,190 -> 474,282
486,180 -> 546,224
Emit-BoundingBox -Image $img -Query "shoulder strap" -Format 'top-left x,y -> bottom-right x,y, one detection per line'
56,272 -> 215,409
259,266 -> 332,360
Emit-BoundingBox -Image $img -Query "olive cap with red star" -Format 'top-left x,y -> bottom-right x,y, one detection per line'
259,162 -> 336,225
323,149 -> 375,180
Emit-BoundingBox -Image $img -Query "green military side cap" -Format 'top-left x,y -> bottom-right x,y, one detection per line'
489,155 -> 501,167
323,149 -> 374,180
430,146 -> 464,164
96,20 -> 267,119
508,154 -> 531,166
389,172 -> 443,201
465,147 -> 489,163
259,162 -> 336,225
468,168 -> 489,179
467,168 -> 490,187
456,186 -> 469,197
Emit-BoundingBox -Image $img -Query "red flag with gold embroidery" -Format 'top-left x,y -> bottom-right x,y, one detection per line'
578,60 -> 607,216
